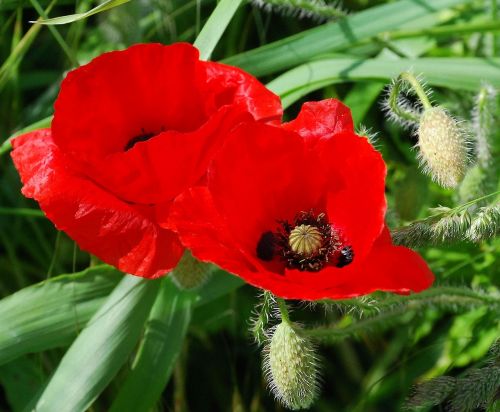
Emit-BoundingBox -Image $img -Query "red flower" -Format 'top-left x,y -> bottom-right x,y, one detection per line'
11,43 -> 282,277
168,99 -> 434,300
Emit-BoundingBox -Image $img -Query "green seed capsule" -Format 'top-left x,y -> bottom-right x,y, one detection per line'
264,321 -> 320,410
288,224 -> 323,257
171,250 -> 213,290
417,107 -> 469,188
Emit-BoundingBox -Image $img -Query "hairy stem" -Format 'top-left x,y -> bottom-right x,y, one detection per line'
276,297 -> 291,324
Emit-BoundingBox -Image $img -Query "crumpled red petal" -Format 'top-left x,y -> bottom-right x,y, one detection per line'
318,131 -> 387,260
207,122 -> 326,253
201,61 -> 283,124
11,129 -> 183,277
53,43 -> 206,158
283,99 -> 354,146
86,107 -> 252,205
52,43 -> 282,160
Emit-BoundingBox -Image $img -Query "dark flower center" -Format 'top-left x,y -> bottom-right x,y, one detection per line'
124,132 -> 156,151
256,210 -> 354,271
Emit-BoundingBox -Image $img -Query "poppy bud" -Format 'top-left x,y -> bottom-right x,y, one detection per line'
263,321 -> 320,410
417,107 -> 469,188
171,250 -> 213,290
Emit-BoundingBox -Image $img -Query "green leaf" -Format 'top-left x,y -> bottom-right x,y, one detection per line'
343,81 -> 385,126
193,0 -> 244,60
195,269 -> 244,307
109,278 -> 193,412
0,114 -> 52,156
0,265 -> 121,366
223,0 -> 470,76
34,275 -> 160,412
0,356 -> 48,412
33,0 -> 130,25
268,58 -> 500,108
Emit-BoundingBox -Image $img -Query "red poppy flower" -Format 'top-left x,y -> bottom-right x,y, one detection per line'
167,99 -> 434,300
11,43 -> 282,277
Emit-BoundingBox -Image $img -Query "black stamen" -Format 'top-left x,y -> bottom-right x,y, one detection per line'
124,132 -> 156,151
336,246 -> 354,268
256,231 -> 275,261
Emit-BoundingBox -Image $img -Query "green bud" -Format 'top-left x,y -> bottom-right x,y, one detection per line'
417,107 -> 469,188
171,250 -> 213,290
263,321 -> 320,410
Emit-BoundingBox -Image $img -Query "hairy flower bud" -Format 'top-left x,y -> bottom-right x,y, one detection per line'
171,250 -> 213,290
263,321 -> 320,410
417,107 -> 469,188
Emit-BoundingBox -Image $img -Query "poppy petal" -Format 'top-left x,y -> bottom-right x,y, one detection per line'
11,129 -> 183,277
201,61 -> 283,124
244,227 -> 433,300
283,99 -> 354,145
53,43 -> 207,158
86,107 -> 252,205
318,131 -> 387,260
208,122 -> 327,252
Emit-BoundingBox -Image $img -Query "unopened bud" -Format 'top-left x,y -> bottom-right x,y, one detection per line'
417,107 -> 469,188
263,321 -> 320,410
171,250 -> 213,290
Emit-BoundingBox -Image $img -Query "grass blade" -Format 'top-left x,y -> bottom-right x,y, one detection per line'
0,356 -> 47,412
33,0 -> 130,25
268,57 -> 500,108
195,269 -> 244,307
223,0 -> 471,76
34,275 -> 160,412
0,266 -> 121,366
109,278 -> 193,412
193,0 -> 245,60
0,114 -> 52,155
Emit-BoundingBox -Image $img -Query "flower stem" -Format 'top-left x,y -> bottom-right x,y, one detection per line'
399,71 -> 432,110
276,297 -> 291,324
387,71 -> 433,125
304,287 -> 499,344
387,77 -> 420,124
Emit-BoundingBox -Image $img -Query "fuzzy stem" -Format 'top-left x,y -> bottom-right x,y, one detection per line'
305,287 -> 500,343
276,297 -> 291,324
387,77 -> 421,124
251,0 -> 346,20
455,190 -> 500,211
251,291 -> 274,345
475,85 -> 495,166
399,71 -> 432,110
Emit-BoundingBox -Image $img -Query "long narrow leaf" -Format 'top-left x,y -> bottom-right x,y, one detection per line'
109,278 -> 193,412
34,276 -> 160,412
33,0 -> 130,25
195,269 -> 244,307
193,0 -> 244,60
0,266 -> 121,366
223,0 -> 471,76
268,58 -> 500,108
0,115 -> 52,155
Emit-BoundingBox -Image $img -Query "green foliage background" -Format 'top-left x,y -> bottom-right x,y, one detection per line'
0,0 -> 499,411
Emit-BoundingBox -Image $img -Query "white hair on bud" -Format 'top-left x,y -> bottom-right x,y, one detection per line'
382,71 -> 434,129
263,321 -> 320,410
416,107 -> 471,188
